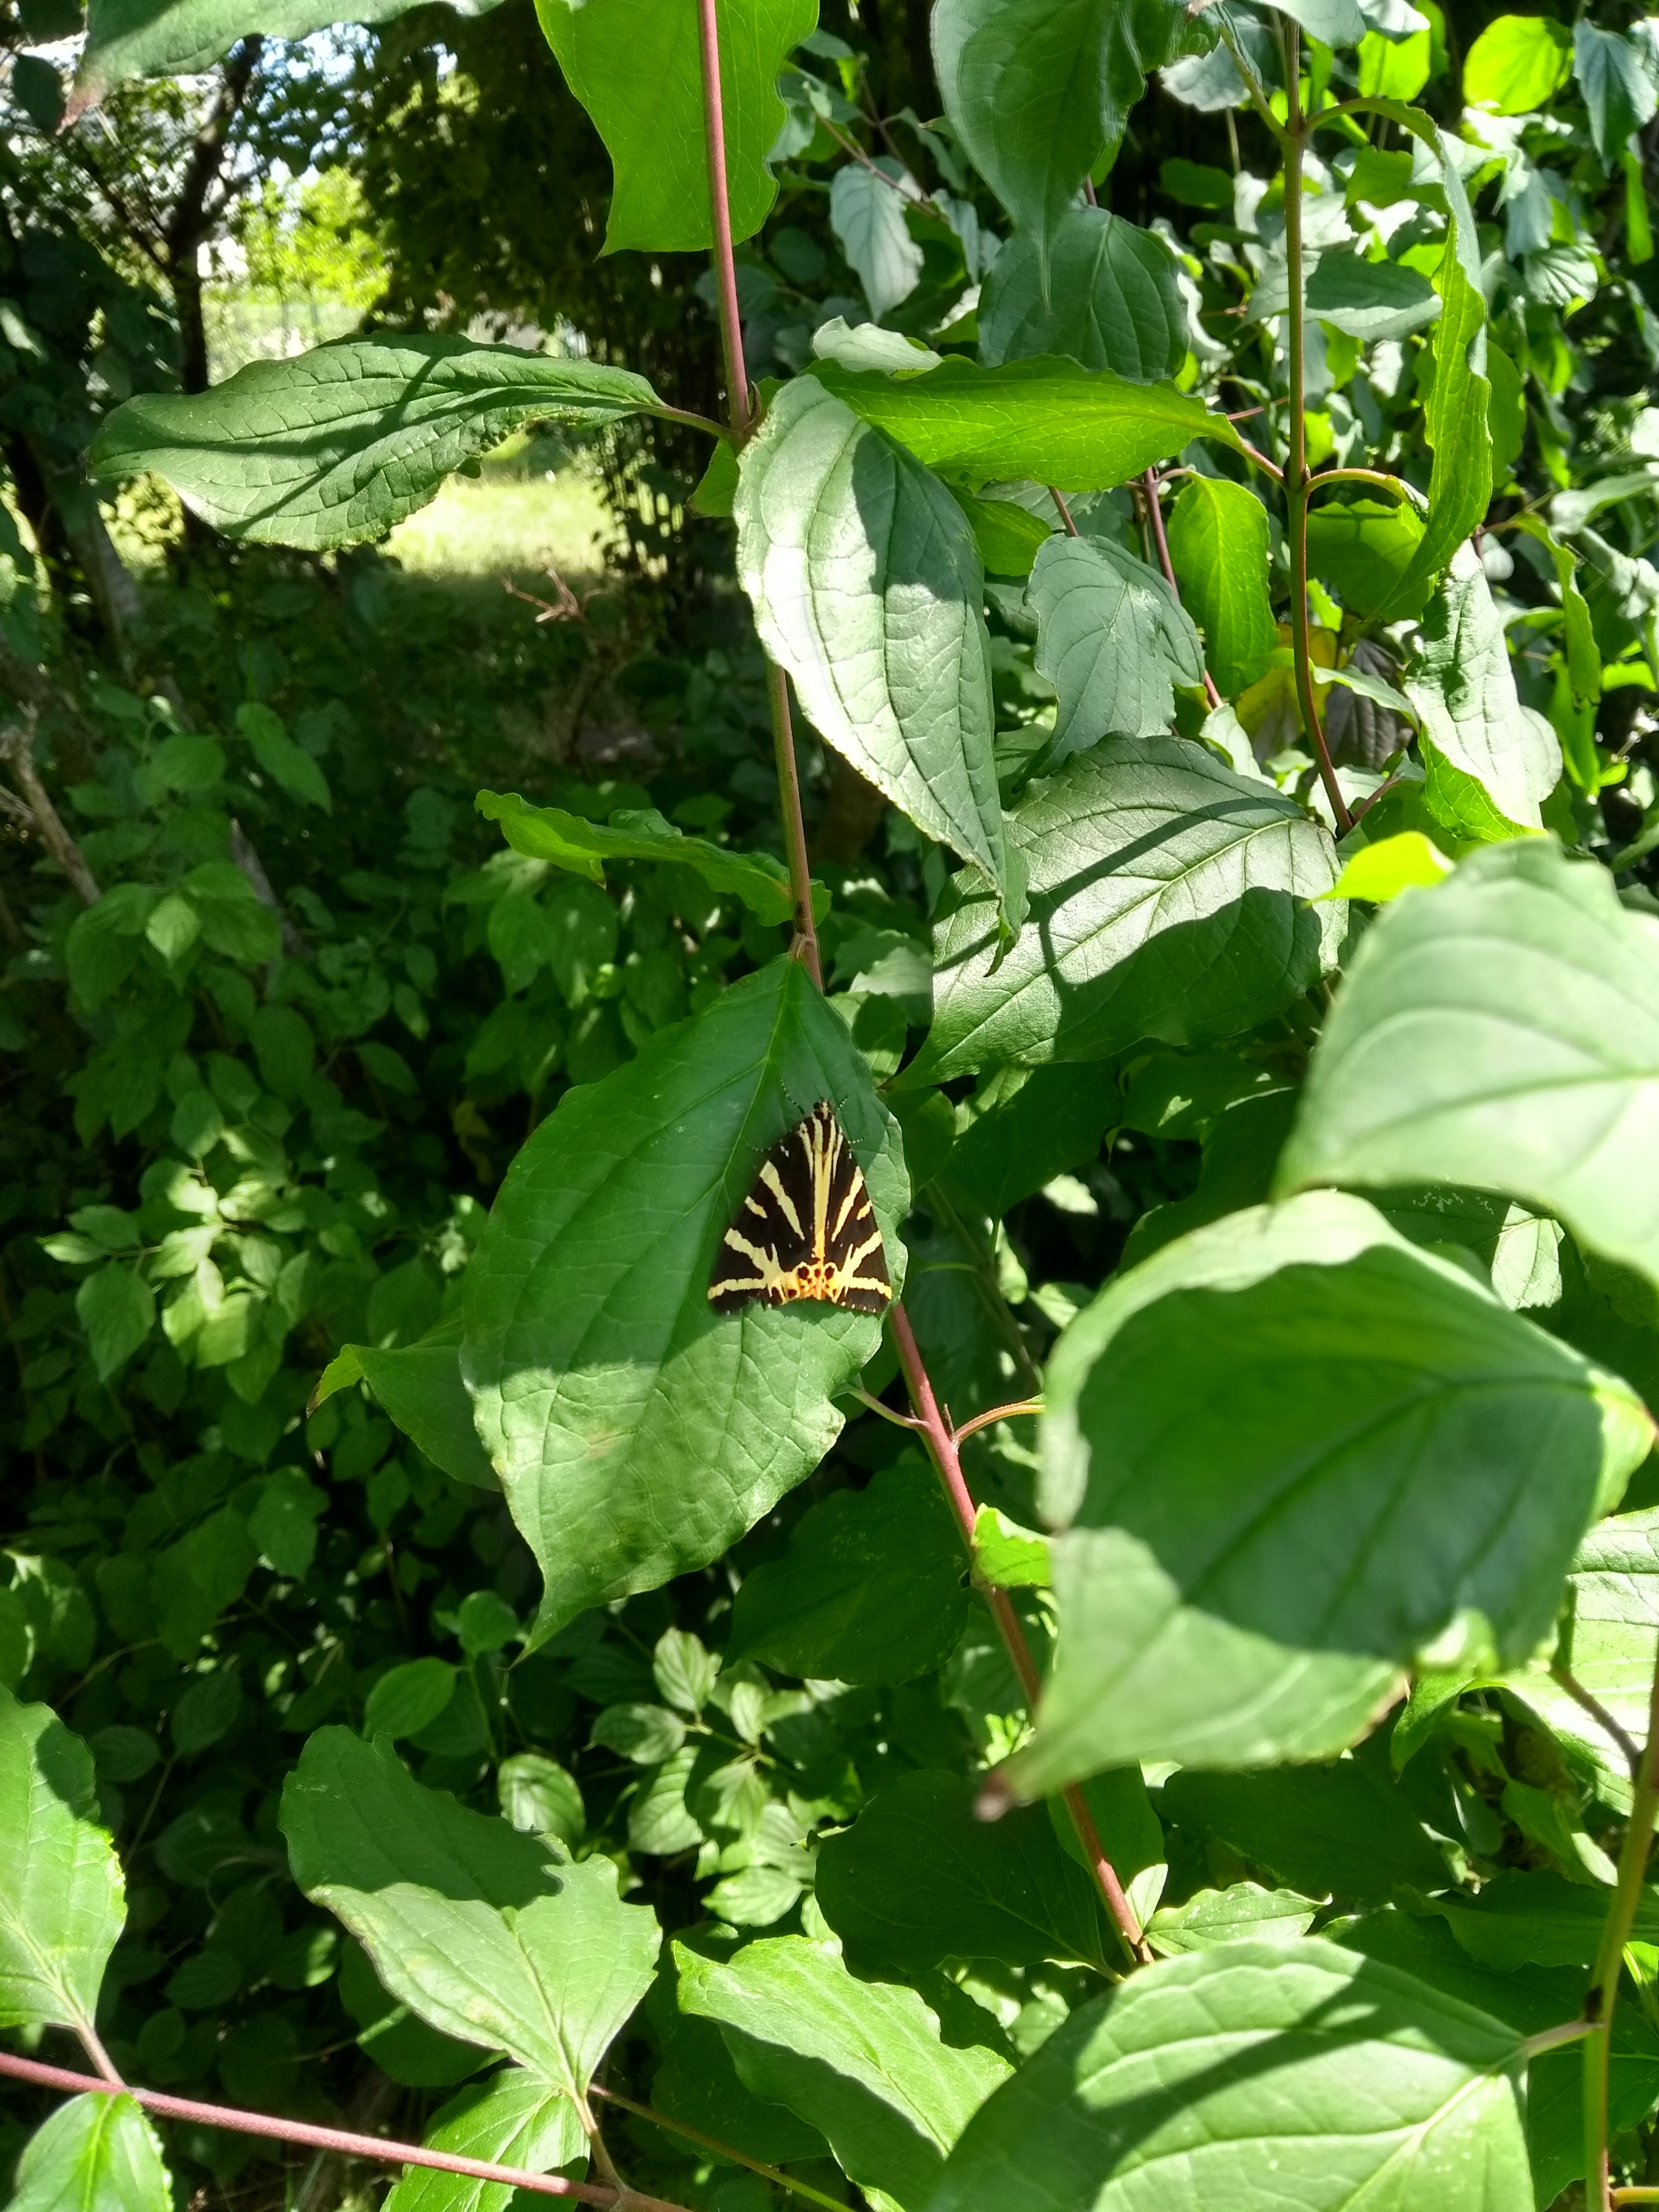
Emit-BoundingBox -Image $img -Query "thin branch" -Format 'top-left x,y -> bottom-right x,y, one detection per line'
696,0 -> 822,987
820,119 -> 950,221
0,715 -> 101,906
1049,485 -> 1080,537
887,1302 -> 1152,1966
589,2087 -> 844,2212
1521,2019 -> 1598,2059
0,2052 -> 693,2212
849,1386 -> 925,1430
1141,468 -> 1223,710
951,1399 -> 1044,1445
1235,438 -> 1286,484
1279,27 -> 1352,837
1583,1630 -> 1659,2209
1551,1663 -> 1643,1781
650,404 -> 728,442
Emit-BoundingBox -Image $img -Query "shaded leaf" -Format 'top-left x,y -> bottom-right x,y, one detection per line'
1029,534 -> 1204,759
0,1690 -> 125,2034
978,210 -> 1185,380
89,338 -> 660,550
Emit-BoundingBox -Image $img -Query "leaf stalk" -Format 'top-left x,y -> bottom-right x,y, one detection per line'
1584,1630 -> 1659,2208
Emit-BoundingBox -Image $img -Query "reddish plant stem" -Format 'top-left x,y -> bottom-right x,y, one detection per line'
1048,485 -> 1080,536
0,2052 -> 692,2212
696,0 -> 751,440
696,0 -> 821,984
1140,469 -> 1223,711
886,1304 -> 1153,1967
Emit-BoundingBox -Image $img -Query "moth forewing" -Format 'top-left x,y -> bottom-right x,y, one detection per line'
708,1100 -> 893,1314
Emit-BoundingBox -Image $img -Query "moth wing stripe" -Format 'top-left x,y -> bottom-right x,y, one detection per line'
842,1229 -> 886,1270
830,1174 -> 862,1242
758,1160 -> 804,1238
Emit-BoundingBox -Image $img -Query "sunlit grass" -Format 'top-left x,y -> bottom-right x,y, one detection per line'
385,468 -> 614,581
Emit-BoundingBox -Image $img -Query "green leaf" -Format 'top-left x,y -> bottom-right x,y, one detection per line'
1463,12 -> 1572,112
816,1770 -> 1108,1971
1259,0 -> 1366,46
499,1756 -> 585,1847
9,2096 -> 170,2212
972,1505 -> 1051,1588
952,489 -> 1054,579
476,789 -> 811,928
462,959 -> 907,1640
0,1689 -> 125,2033
365,1661 -> 461,1743
978,210 -> 1186,381
1008,1190 -> 1648,1791
1029,535 -> 1205,758
181,862 -> 282,965
1278,837 -> 1659,1297
89,338 -> 661,550
237,702 -> 331,811
947,1064 -> 1120,1216
1305,250 -> 1441,341
812,355 -> 1245,490
727,1461 -> 969,1683
589,1704 -> 686,1764
908,738 -> 1342,1084
1404,549 -> 1560,831
74,1264 -> 155,1383
1341,1906 -> 1657,2206
1433,1867 -> 1659,1971
735,377 -> 1012,910
1161,1765 -> 1448,1900
1165,476 -> 1277,697
313,1317 -> 496,1488
533,0 -> 814,254
1326,830 -> 1453,903
934,0 -> 1206,261
1369,129 -> 1490,619
1495,1507 -> 1659,1811
1306,495 -> 1428,621
381,2072 -> 586,2212
928,1940 -> 1529,2212
72,0 -> 503,108
674,1935 -> 1010,2212
1145,1882 -> 1319,1956
830,163 -> 925,320
282,1729 -> 658,2092
1573,22 -> 1655,161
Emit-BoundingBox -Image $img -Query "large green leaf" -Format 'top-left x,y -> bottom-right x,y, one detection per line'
734,376 -> 1011,908
1342,1906 -> 1659,2207
674,1936 -> 1010,2212
1028,535 -> 1204,759
1404,549 -> 1560,831
1464,12 -> 1572,112
1573,22 -> 1656,162
934,0 -> 1206,261
88,339 -> 661,551
1161,1765 -> 1448,1901
978,211 -> 1186,379
906,738 -> 1342,1084
1165,476 -> 1278,698
9,2096 -> 170,2212
313,1316 -> 496,1488
1007,1191 -> 1649,1792
1278,838 -> 1659,1293
0,1690 -> 125,2035
462,958 -> 907,1639
533,0 -> 815,254
1495,1508 -> 1659,1811
381,2071 -> 587,2212
282,1731 -> 658,2094
815,1770 -> 1110,1971
928,1940 -> 1529,2212
726,1461 -> 969,1685
71,0 -> 502,111
811,356 -> 1243,489
476,789 -> 811,929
